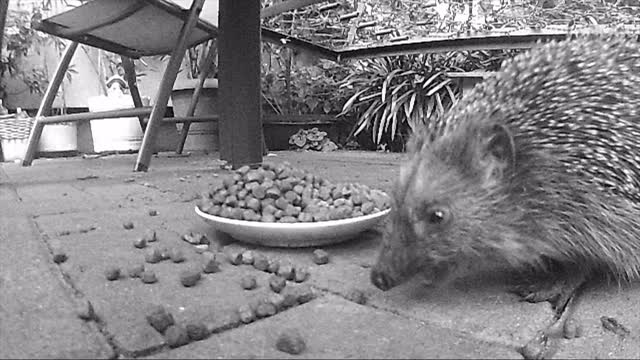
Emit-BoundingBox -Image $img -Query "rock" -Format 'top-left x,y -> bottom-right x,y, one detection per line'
180,268 -> 202,287
165,325 -> 190,348
146,305 -> 175,334
104,267 -> 120,281
141,270 -> 158,284
312,249 -> 330,265
275,328 -> 306,355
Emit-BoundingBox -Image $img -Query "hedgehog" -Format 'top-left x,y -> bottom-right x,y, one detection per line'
369,33 -> 640,313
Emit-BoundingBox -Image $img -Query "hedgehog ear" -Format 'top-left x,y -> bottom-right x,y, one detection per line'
482,124 -> 517,175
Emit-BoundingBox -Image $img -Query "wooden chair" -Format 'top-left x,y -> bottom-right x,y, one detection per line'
21,0 -> 219,171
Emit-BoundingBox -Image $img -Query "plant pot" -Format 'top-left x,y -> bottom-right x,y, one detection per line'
170,78 -> 219,153
262,114 -> 344,151
38,123 -> 78,155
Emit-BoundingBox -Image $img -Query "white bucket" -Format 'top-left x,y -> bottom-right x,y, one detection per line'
1,138 -> 29,162
38,123 -> 78,152
88,95 -> 146,152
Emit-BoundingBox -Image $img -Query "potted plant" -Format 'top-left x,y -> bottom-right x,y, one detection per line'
170,39 -> 219,153
260,43 -> 353,150
1,5 -> 79,159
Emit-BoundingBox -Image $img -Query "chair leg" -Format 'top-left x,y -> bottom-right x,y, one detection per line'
121,56 -> 147,132
134,0 -> 206,172
176,39 -> 217,154
22,41 -> 79,166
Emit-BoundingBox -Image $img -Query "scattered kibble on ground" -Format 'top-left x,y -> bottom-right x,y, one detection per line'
170,248 -> 186,263
563,318 -> 583,339
275,328 -> 306,355
123,221 -> 135,230
256,302 -> 277,318
180,268 -> 202,287
267,259 -> 280,273
104,267 -> 120,281
312,249 -> 330,265
146,305 -> 175,334
228,250 -> 243,265
142,229 -> 157,242
52,248 -> 68,264
186,321 -> 208,341
148,209 -> 158,216
141,270 -> 158,284
165,325 -> 190,348
145,248 -> 163,264
133,237 -> 147,249
240,275 -> 257,290
238,305 -> 256,324
128,264 -> 145,278
202,253 -> 221,273
241,250 -> 255,265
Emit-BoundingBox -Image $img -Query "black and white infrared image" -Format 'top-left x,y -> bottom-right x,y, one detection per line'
1,0 -> 640,359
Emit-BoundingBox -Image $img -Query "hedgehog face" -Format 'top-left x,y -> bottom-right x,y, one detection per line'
371,123 -> 521,291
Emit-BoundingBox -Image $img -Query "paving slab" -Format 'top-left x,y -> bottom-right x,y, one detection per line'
147,294 -> 520,359
552,281 -> 640,359
0,215 -> 113,359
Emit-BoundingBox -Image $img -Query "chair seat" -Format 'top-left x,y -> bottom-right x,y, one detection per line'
34,0 -> 217,58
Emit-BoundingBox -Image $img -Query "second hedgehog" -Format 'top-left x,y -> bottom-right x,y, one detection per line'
370,34 -> 640,311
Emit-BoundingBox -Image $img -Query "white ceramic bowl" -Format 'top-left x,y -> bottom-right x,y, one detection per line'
195,206 -> 391,247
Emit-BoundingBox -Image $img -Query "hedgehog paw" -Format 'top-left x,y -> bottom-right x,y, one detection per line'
509,274 -> 586,316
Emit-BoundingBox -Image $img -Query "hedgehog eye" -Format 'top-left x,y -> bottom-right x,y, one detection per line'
426,206 -> 451,225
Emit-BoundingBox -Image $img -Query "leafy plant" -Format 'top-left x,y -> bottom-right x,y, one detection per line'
289,127 -> 338,152
1,6 -> 77,102
339,54 -> 461,148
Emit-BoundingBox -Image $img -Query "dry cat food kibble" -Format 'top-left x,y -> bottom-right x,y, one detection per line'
227,250 -> 243,266
186,322 -> 208,341
128,264 -> 145,278
241,250 -> 255,265
277,263 -> 295,280
312,249 -> 329,265
123,221 -> 134,230
275,328 -> 306,355
169,248 -> 186,263
142,229 -> 157,242
345,289 -> 367,305
293,267 -> 309,283
141,270 -> 158,284
146,305 -> 175,334
267,258 -> 280,273
268,293 -> 286,311
240,275 -> 257,290
238,305 -> 256,324
145,248 -> 164,264
269,275 -> 286,293
104,267 -> 121,281
253,254 -> 269,271
202,253 -> 220,273
133,237 -> 147,249
165,325 -> 190,348
255,302 -> 277,318
52,248 -> 68,264
563,318 -> 583,339
198,162 -> 390,223
180,268 -> 202,287
75,299 -> 95,321
148,209 -> 158,216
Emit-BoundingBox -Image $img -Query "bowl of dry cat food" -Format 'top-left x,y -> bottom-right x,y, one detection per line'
195,162 -> 391,247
